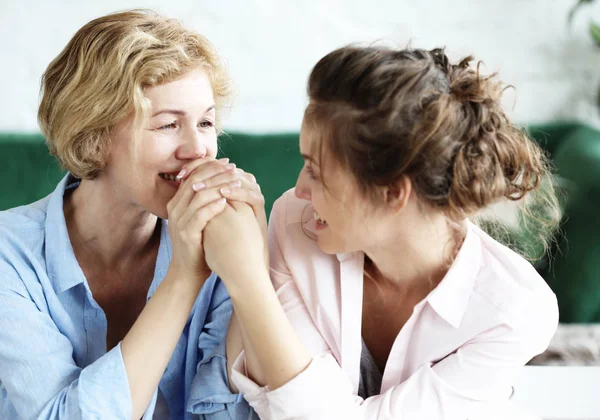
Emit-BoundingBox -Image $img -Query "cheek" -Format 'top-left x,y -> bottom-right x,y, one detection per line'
141,133 -> 178,162
344,204 -> 373,235
204,132 -> 218,158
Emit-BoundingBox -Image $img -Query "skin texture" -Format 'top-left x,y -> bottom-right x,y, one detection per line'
64,68 -> 265,419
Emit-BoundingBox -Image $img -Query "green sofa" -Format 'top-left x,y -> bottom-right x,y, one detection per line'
1,122 -> 599,323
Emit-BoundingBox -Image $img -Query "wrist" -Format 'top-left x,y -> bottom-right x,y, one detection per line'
165,263 -> 209,293
223,265 -> 272,302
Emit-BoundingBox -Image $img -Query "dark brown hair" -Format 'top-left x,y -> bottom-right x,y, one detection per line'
304,46 -> 560,259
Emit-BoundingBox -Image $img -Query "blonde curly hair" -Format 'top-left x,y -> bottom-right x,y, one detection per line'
38,9 -> 232,179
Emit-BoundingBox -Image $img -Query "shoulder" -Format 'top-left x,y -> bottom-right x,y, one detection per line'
471,223 -> 558,341
0,196 -> 49,233
0,197 -> 49,257
0,197 -> 51,293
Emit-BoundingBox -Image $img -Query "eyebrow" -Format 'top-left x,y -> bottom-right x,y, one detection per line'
301,153 -> 315,162
151,105 -> 215,118
301,154 -> 321,169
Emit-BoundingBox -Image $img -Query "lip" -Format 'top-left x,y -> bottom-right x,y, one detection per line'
159,173 -> 182,189
162,178 -> 181,188
313,208 -> 327,231
315,219 -> 327,231
160,171 -> 183,177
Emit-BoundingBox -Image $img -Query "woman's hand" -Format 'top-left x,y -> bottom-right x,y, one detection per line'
166,157 -> 233,282
178,159 -> 269,268
204,202 -> 312,394
203,201 -> 270,294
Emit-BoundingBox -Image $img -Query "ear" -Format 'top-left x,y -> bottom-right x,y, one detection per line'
383,175 -> 412,211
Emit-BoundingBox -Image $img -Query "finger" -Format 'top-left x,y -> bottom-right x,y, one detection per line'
237,169 -> 261,194
220,186 -> 264,210
199,170 -> 245,190
202,170 -> 260,193
171,161 -> 235,212
178,185 -> 230,228
168,157 -> 222,213
239,169 -> 257,185
177,156 -> 230,181
232,168 -> 260,191
186,197 -> 228,234
184,161 -> 236,190
223,190 -> 267,234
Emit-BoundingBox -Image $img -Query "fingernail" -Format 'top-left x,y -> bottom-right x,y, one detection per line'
225,163 -> 236,170
176,169 -> 187,180
220,187 -> 231,195
230,181 -> 242,189
218,158 -> 230,163
192,182 -> 205,191
217,197 -> 227,204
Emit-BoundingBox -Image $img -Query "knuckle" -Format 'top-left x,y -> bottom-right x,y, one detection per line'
177,222 -> 186,233
254,192 -> 265,204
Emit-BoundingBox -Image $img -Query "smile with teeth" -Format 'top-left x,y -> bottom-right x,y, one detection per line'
314,211 -> 327,225
159,173 -> 182,183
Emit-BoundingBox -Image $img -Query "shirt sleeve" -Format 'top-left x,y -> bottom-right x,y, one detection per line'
231,195 -> 558,420
0,262 -> 134,420
187,277 -> 257,418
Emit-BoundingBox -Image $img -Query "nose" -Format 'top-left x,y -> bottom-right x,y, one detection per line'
175,129 -> 207,160
294,170 -> 311,201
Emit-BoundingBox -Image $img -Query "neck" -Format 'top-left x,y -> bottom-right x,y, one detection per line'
64,177 -> 160,268
364,212 -> 462,294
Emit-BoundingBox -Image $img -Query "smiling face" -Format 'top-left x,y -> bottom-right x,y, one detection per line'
294,118 -> 397,255
101,67 -> 217,219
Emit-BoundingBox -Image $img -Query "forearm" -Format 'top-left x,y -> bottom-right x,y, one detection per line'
225,312 -> 265,393
226,270 -> 311,390
121,267 -> 204,419
239,316 -> 268,385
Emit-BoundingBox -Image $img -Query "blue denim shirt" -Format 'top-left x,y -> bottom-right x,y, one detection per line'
0,175 -> 257,419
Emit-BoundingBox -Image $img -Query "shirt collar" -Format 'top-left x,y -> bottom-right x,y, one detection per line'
147,220 -> 171,299
300,198 -> 482,320
46,174 -> 172,295
46,174 -> 86,293
426,221 -> 482,328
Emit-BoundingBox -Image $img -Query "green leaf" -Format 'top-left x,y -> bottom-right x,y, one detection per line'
596,82 -> 600,114
569,0 -> 596,28
590,21 -> 600,47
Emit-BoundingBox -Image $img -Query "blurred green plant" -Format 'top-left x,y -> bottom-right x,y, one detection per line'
568,0 -> 600,47
591,21 -> 600,46
569,0 -> 600,45
568,0 -> 600,109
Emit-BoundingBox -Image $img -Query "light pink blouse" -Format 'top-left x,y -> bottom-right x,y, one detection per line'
232,189 -> 558,419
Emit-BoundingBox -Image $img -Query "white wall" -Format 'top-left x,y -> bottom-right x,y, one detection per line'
1,0 -> 600,133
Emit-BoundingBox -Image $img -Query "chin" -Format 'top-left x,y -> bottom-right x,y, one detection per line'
156,209 -> 169,220
145,201 -> 169,220
316,237 -> 347,255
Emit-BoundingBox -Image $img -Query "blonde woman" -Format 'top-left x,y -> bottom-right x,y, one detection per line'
0,10 -> 260,419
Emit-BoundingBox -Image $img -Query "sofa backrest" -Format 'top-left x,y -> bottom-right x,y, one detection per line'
3,123 -> 600,323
